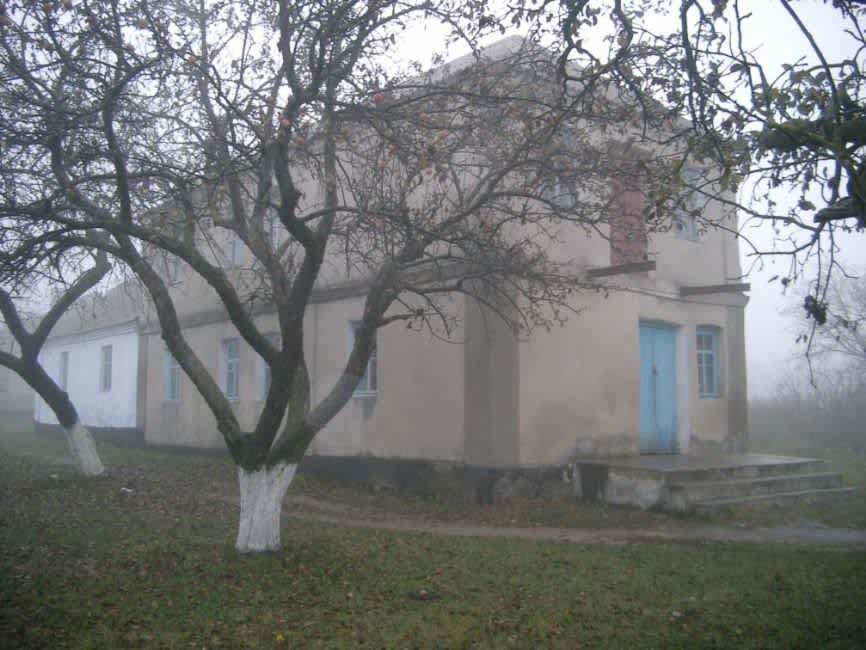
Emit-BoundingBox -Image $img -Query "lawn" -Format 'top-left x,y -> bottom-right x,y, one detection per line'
1,431 -> 865,648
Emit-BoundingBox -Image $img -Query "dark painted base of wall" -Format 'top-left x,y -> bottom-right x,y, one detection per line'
298,455 -> 575,505
31,424 -> 575,504
34,422 -> 145,448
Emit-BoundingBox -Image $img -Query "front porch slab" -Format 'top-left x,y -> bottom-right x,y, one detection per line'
572,453 -> 853,512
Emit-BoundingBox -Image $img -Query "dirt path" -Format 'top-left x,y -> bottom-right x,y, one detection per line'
48,456 -> 866,548
283,496 -> 866,548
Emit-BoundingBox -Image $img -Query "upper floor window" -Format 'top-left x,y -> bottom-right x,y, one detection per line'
674,212 -> 699,241
222,338 -> 240,400
674,168 -> 703,242
696,326 -> 720,398
164,348 -> 181,401
349,321 -> 377,398
99,345 -> 112,392
542,178 -> 576,210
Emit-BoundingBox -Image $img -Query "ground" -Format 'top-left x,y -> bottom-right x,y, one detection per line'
1,429 -> 865,648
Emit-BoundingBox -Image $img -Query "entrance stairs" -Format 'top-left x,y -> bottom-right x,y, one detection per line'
574,454 -> 854,513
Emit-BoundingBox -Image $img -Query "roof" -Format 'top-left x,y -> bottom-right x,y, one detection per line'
46,281 -> 153,339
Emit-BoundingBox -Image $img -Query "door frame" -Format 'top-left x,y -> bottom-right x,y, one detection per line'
638,319 -> 689,454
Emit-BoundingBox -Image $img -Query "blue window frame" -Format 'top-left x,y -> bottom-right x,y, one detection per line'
696,326 -> 720,398
223,338 -> 240,400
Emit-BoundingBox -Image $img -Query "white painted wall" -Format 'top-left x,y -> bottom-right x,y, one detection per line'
34,321 -> 140,428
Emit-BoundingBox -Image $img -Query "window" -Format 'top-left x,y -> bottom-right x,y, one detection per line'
164,348 -> 181,401
264,211 -> 280,251
168,255 -> 182,285
227,231 -> 240,267
99,345 -> 112,392
350,321 -> 377,397
674,211 -> 699,241
223,338 -> 240,400
542,178 -> 576,209
257,333 -> 280,401
674,168 -> 702,242
59,351 -> 69,391
696,327 -> 720,398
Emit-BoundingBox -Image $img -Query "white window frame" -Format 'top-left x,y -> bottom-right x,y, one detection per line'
168,254 -> 183,285
542,177 -> 576,209
222,338 -> 240,400
674,168 -> 702,242
257,333 -> 280,401
59,350 -> 69,391
349,321 -> 377,398
264,211 -> 280,251
99,345 -> 112,392
164,348 -> 181,401
674,212 -> 699,241
227,231 -> 240,267
697,326 -> 721,398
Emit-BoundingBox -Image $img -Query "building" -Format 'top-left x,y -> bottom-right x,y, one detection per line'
33,285 -> 149,446
137,196 -> 747,467
30,39 -> 751,506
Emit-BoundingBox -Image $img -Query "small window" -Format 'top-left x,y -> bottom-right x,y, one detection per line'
696,327 -> 720,398
223,338 -> 240,400
59,351 -> 69,391
164,349 -> 181,401
542,178 -> 576,209
257,333 -> 280,401
349,321 -> 377,397
99,345 -> 112,392
227,231 -> 240,267
674,168 -> 702,242
264,211 -> 280,251
168,255 -> 183,285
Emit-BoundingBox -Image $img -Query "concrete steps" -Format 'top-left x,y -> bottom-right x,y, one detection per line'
662,460 -> 853,513
572,453 -> 854,512
692,487 -> 856,515
662,458 -> 825,484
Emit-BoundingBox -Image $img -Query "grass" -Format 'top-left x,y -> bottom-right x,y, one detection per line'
1,430 -> 866,648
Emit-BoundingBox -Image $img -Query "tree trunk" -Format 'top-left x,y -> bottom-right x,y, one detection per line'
63,419 -> 105,477
235,462 -> 297,553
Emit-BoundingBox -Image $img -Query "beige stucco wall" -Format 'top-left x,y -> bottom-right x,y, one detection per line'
310,297 -> 466,461
517,287 -> 746,466
144,294 -> 467,462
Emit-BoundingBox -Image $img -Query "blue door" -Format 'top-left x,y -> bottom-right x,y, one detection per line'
639,323 -> 678,454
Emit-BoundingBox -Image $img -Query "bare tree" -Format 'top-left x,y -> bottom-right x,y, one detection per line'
791,270 -> 866,371
650,0 -> 863,307
0,0 -> 705,551
0,239 -> 109,476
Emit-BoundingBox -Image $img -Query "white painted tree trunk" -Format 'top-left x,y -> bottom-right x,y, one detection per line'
236,462 -> 297,553
63,420 -> 105,477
